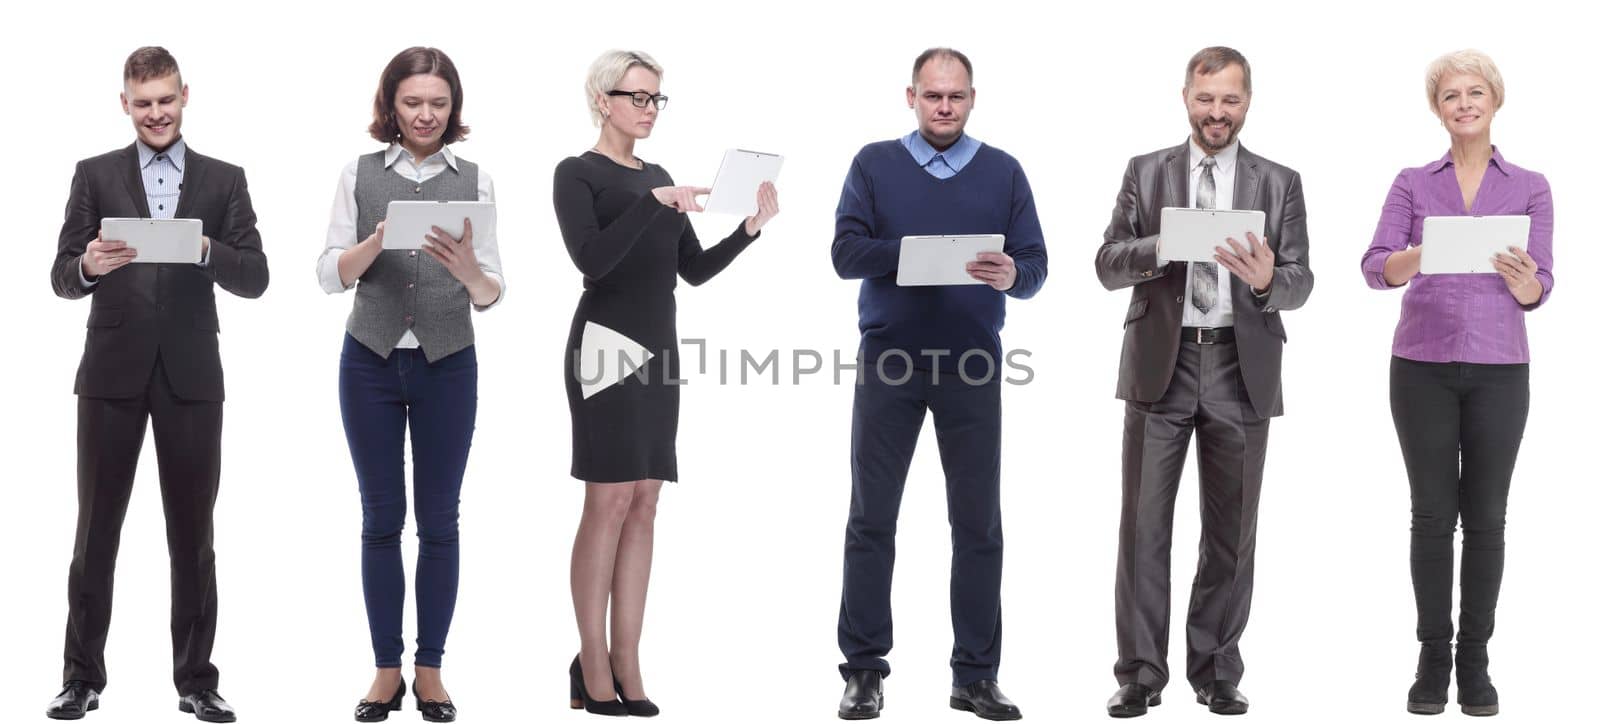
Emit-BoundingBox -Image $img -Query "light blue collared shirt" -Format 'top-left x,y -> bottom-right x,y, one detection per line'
900,130 -> 982,179
137,138 -> 186,218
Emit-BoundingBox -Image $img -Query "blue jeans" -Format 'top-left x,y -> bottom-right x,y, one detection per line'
339,334 -> 477,668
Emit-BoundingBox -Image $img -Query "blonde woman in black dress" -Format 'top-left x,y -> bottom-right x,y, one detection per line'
552,49 -> 779,717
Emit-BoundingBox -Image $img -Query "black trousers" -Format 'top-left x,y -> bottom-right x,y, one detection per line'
1115,340 -> 1268,692
63,356 -> 223,695
838,367 -> 1004,686
1390,357 -> 1528,647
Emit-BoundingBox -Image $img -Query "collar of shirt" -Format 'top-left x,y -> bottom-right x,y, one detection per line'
902,130 -> 981,174
1424,145 -> 1512,177
385,142 -> 458,175
1187,137 -> 1238,175
137,137 -> 187,172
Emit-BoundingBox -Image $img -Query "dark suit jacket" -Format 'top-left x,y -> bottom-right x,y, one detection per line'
1095,141 -> 1312,419
51,142 -> 269,402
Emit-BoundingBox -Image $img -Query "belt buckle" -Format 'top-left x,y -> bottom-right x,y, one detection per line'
1195,327 -> 1214,345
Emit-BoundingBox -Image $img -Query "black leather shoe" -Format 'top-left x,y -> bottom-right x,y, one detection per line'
1107,683 -> 1161,718
1195,681 -> 1248,715
1407,643 -> 1451,715
1456,645 -> 1499,716
614,675 -> 660,717
354,677 -> 405,722
46,681 -> 100,720
411,680 -> 457,723
838,670 -> 884,720
569,655 -> 627,716
950,680 -> 1022,721
178,689 -> 237,723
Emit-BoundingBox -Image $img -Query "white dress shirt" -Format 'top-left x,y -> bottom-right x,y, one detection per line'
317,143 -> 506,349
1182,138 -> 1238,327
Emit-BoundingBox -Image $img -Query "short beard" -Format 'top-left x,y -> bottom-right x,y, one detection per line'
1192,119 -> 1237,152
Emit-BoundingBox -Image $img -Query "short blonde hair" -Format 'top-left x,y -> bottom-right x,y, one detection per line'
585,50 -> 663,126
1425,49 -> 1505,114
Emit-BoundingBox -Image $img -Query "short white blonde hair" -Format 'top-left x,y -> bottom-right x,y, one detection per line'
585,50 -> 663,126
1425,49 -> 1505,115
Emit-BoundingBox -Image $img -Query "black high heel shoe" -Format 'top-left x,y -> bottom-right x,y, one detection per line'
569,655 -> 627,716
411,680 -> 457,723
353,677 -> 404,722
613,676 -> 660,717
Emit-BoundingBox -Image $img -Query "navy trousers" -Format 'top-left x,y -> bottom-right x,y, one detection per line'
338,334 -> 477,668
838,366 -> 1004,686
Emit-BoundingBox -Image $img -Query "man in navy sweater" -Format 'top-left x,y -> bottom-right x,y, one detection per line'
831,47 -> 1046,722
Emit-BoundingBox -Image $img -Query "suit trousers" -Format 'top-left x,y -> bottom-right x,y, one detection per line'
339,334 -> 477,668
63,355 -> 223,695
838,366 -> 1004,687
1389,357 -> 1528,647
1114,339 -> 1268,691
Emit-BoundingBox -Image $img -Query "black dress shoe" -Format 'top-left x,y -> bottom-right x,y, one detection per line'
1407,643 -> 1451,715
179,689 -> 237,723
354,677 -> 405,722
1107,683 -> 1162,718
950,680 -> 1022,721
569,655 -> 627,716
1195,681 -> 1248,715
411,680 -> 457,723
614,675 -> 660,717
838,670 -> 884,720
1456,644 -> 1499,717
46,681 -> 100,720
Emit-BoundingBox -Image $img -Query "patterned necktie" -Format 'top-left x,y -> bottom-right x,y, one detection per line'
1190,156 -> 1219,315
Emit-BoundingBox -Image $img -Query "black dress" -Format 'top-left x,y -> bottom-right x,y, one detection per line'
553,151 -> 757,482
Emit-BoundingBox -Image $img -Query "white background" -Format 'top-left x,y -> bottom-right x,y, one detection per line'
5,1 -> 1596,722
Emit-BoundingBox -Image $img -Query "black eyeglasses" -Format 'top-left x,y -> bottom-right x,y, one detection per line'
607,90 -> 669,110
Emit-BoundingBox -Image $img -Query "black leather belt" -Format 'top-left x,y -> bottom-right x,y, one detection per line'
1181,327 -> 1235,344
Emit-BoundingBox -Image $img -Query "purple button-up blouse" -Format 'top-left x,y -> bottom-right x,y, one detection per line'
1361,148 -> 1554,364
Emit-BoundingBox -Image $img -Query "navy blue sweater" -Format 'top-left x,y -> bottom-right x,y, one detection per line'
831,139 -> 1047,378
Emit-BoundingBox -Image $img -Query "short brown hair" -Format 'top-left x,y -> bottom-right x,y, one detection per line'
368,47 -> 470,144
912,47 -> 973,85
124,46 -> 181,85
1185,46 -> 1251,95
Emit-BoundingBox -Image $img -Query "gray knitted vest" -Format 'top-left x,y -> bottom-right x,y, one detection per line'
347,151 -> 479,362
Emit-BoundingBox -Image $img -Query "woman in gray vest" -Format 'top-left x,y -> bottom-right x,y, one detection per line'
316,47 -> 504,724
552,49 -> 779,717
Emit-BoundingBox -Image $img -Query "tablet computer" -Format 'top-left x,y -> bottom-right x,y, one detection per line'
100,218 -> 204,264
896,234 -> 1005,286
1158,207 -> 1266,263
703,149 -> 783,217
383,201 -> 497,250
1420,215 -> 1530,275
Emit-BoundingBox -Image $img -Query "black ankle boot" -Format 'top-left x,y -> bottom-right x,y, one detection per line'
1456,644 -> 1499,716
1406,643 -> 1451,715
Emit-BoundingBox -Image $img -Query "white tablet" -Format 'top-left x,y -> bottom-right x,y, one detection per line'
1158,207 -> 1266,263
703,149 -> 783,217
100,218 -> 203,264
1420,215 -> 1530,275
896,234 -> 1005,287
383,201 -> 497,250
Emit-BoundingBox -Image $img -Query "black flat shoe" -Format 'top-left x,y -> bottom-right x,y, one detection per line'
46,681 -> 100,720
569,655 -> 627,716
613,675 -> 660,717
354,677 -> 405,722
1195,681 -> 1248,716
1456,644 -> 1499,717
1107,683 -> 1161,718
838,669 -> 884,720
949,680 -> 1021,721
411,680 -> 457,723
178,689 -> 237,723
1407,643 -> 1451,715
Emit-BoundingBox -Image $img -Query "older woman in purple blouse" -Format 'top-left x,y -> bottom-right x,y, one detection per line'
1361,49 -> 1553,717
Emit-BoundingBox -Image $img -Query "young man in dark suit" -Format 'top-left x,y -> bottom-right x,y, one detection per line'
46,46 -> 268,723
